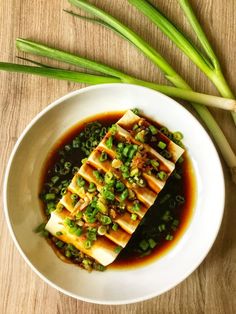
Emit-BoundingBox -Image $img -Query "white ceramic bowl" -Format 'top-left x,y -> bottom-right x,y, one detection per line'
3,84 -> 225,304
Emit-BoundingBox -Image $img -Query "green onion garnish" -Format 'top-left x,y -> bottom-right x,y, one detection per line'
148,238 -> 157,249
115,180 -> 125,192
139,239 -> 149,251
157,171 -> 167,181
131,213 -> 137,221
45,193 -> 56,201
112,223 -> 119,231
114,246 -> 122,254
99,151 -> 108,162
56,240 -> 64,248
105,136 -> 113,149
120,189 -> 129,201
56,231 -> 63,236
149,125 -> 158,135
77,176 -> 85,187
93,170 -> 103,182
83,239 -> 92,249
132,202 -> 141,211
99,215 -> 112,225
98,225 -> 107,235
88,182 -> 97,193
157,141 -> 167,149
166,234 -> 174,241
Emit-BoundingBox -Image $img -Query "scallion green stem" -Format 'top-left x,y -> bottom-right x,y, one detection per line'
129,0 -> 236,124
1,61 -> 234,111
68,0 -> 188,89
0,62 -> 121,84
16,38 -> 131,81
179,0 -> 236,124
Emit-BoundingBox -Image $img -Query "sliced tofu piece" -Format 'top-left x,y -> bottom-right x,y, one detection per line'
117,110 -> 184,162
104,228 -> 131,248
45,210 -> 120,266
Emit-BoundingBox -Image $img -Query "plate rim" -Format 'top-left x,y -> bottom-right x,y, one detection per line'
3,83 -> 225,304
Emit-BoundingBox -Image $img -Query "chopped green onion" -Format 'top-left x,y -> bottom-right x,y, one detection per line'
130,168 -> 139,177
132,108 -> 139,115
105,136 -> 113,149
166,234 -> 174,241
96,199 -> 108,214
88,182 -> 96,193
77,176 -> 85,187
101,186 -> 115,201
112,223 -> 119,231
132,202 -> 141,211
51,176 -> 59,184
87,228 -> 97,241
137,177 -> 146,187
157,171 -> 167,181
148,238 -> 157,249
173,171 -> 182,180
104,171 -> 115,186
150,159 -> 159,170
149,125 -> 158,135
114,245 -> 122,254
158,224 -> 166,232
71,193 -> 78,200
82,157 -> 88,164
69,226 -> 78,234
64,161 -> 71,169
115,180 -> 125,192
96,264 -> 105,271
99,151 -> 108,162
60,187 -> 67,196
56,240 -> 64,248
120,189 -> 129,201
173,131 -> 183,141
133,124 -> 139,131
158,141 -> 167,149
34,222 -> 46,233
99,215 -> 112,225
139,239 -> 149,251
109,124 -> 117,135
56,231 -> 63,236
135,130 -> 146,143
45,193 -> 56,201
64,217 -> 75,228
76,211 -> 83,219
173,219 -> 179,227
75,227 -> 83,237
65,250 -> 72,258
178,156 -> 184,164
93,170 -> 104,182
98,225 -> 107,235
131,213 -> 137,221
83,239 -> 92,249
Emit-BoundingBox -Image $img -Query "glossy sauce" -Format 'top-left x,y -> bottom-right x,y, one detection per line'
40,111 -> 196,269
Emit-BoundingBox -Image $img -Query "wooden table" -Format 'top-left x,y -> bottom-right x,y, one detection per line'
0,1 -> 235,313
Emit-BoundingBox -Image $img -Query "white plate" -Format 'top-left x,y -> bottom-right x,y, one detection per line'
3,84 -> 225,304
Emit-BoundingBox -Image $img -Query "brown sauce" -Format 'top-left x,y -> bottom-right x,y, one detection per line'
40,111 -> 196,270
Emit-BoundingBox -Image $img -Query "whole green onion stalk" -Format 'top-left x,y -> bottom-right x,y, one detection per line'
12,39 -> 236,110
67,0 -> 236,181
128,0 -> 236,125
1,61 -> 235,111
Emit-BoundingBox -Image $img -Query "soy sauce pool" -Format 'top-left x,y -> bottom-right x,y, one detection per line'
40,111 -> 196,270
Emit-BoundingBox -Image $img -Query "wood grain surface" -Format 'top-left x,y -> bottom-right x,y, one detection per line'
0,1 -> 236,313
